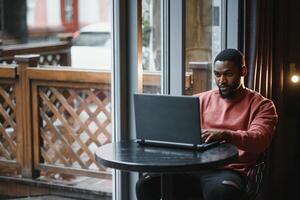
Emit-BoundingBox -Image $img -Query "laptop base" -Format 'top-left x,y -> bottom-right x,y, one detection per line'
136,139 -> 225,151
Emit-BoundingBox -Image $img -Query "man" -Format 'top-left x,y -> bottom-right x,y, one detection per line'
136,49 -> 278,200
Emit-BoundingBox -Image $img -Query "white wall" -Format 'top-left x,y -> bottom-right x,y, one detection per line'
47,0 -> 61,27
78,0 -> 101,26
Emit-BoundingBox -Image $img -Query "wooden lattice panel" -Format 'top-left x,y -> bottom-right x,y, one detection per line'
38,86 -> 111,171
0,83 -> 17,161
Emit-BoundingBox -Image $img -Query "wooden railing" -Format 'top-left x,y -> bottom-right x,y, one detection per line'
0,64 -> 19,172
0,39 -> 193,94
0,55 -> 113,179
0,55 -> 166,182
0,31 -> 196,181
0,35 -> 72,66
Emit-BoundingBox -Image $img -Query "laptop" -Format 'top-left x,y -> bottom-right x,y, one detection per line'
134,93 -> 223,151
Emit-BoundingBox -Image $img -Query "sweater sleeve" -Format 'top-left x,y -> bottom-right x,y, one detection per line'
226,99 -> 278,153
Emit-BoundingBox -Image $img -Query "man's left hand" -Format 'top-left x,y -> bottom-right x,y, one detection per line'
202,129 -> 228,143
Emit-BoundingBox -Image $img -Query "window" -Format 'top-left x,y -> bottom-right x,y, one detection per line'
140,0 -> 162,94
25,0 -> 114,197
117,0 -> 230,199
27,0 -> 78,34
184,0 -> 224,95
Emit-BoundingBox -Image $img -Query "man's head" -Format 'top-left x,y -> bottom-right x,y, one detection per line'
213,49 -> 247,99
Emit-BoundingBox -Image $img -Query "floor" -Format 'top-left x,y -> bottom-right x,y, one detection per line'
8,196 -> 81,200
37,174 -> 112,194
0,171 -> 112,200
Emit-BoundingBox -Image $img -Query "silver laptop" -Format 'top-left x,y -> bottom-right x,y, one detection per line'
134,93 -> 222,151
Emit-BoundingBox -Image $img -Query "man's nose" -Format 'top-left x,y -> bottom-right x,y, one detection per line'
219,75 -> 227,84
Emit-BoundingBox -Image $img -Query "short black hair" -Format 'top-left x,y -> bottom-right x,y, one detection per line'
214,49 -> 245,68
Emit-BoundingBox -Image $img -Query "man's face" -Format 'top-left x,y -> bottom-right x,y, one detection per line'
214,60 -> 243,99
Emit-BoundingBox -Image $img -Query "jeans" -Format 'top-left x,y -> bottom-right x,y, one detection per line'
136,169 -> 245,200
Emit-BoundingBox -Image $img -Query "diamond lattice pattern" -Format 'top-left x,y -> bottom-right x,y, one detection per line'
0,84 -> 17,161
39,86 -> 111,171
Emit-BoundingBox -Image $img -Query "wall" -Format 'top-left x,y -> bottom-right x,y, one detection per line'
283,0 -> 300,198
270,0 -> 300,199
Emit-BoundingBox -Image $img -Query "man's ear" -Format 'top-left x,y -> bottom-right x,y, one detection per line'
241,66 -> 247,77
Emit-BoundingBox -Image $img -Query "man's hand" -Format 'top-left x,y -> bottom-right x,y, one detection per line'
202,129 -> 228,143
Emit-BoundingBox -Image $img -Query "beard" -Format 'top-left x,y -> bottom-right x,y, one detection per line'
218,83 -> 241,99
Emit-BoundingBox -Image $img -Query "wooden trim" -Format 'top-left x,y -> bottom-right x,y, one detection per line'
0,159 -> 17,168
0,79 -> 17,85
28,68 -> 162,87
142,72 -> 160,86
15,56 -> 39,178
142,72 -> 192,89
36,164 -> 112,179
31,80 -> 111,90
0,65 -> 17,78
0,41 -> 71,60
0,41 -> 70,52
31,82 -> 42,173
27,68 -> 111,84
14,75 -> 23,175
14,55 -> 40,66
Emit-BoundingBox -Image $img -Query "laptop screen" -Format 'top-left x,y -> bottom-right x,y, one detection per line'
134,93 -> 202,144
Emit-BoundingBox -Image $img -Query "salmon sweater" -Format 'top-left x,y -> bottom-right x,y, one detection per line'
196,87 -> 278,175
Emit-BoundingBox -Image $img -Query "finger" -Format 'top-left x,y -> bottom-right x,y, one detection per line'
202,132 -> 209,139
205,135 -> 213,143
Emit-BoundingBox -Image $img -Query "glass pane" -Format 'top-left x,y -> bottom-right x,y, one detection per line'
0,0 -> 114,198
26,0 -> 111,70
184,0 -> 223,95
71,0 -> 111,69
142,0 -> 162,94
64,0 -> 73,23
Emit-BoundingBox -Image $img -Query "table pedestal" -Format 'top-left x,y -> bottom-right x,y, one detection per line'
161,174 -> 173,200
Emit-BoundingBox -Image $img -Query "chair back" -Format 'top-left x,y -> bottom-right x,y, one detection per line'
244,152 -> 268,200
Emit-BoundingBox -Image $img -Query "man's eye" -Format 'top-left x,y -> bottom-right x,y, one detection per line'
225,73 -> 234,77
214,72 -> 221,77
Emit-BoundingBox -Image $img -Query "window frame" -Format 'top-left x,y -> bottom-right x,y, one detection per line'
113,0 -> 242,199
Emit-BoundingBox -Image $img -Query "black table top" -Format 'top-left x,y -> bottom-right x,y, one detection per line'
95,140 -> 238,173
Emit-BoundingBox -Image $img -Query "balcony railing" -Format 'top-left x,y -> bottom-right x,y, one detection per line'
0,56 -> 111,179
0,38 -> 205,198
0,35 -> 72,66
0,54 -> 170,182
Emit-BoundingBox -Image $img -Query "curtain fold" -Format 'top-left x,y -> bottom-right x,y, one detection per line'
243,1 -> 287,200
244,0 -> 274,99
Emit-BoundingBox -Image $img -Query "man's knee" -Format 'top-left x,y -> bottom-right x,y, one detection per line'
203,181 -> 243,200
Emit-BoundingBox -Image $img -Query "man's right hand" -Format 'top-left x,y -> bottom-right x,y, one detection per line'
202,129 -> 229,143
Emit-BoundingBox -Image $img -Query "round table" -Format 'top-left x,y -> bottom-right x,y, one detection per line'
95,140 -> 238,200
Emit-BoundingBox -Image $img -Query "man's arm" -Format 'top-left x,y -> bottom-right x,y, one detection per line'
202,100 -> 278,153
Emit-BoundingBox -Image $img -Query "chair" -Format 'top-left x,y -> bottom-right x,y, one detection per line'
186,152 -> 268,200
138,152 -> 268,200
243,152 -> 268,200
